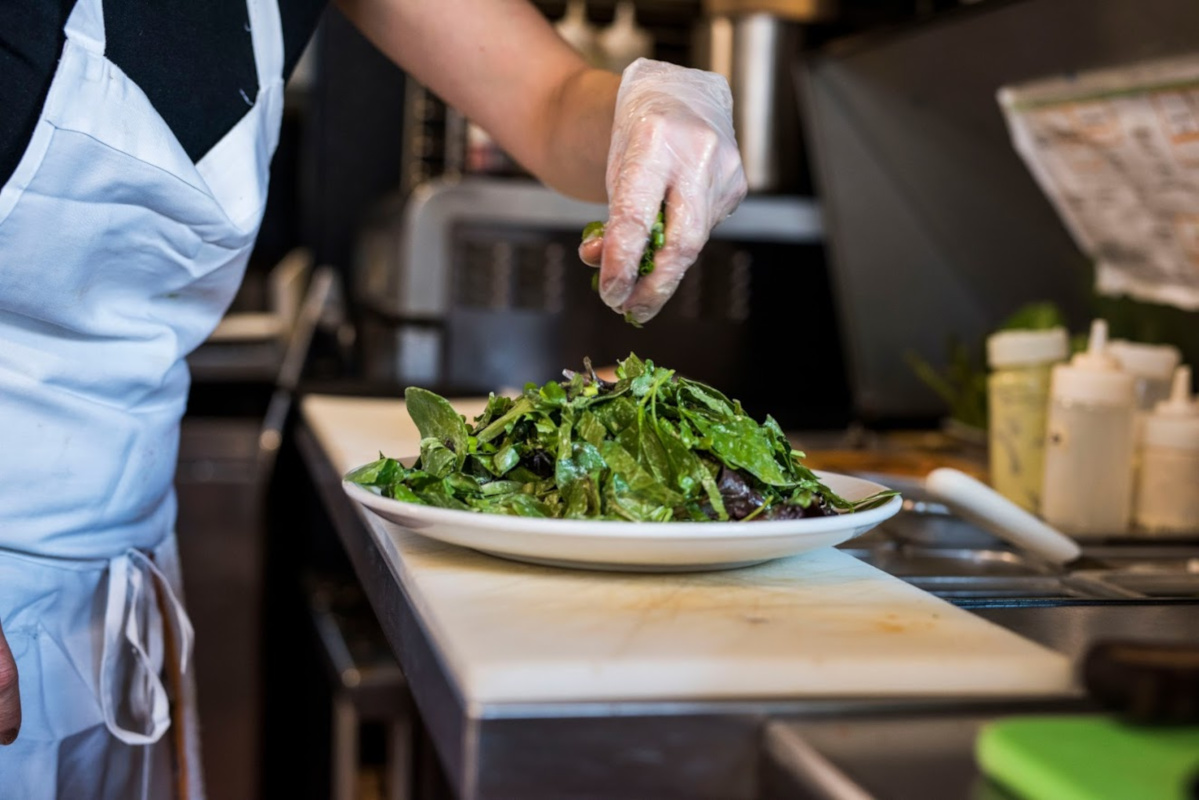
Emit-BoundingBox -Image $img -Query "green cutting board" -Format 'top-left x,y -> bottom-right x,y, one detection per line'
977,715 -> 1199,800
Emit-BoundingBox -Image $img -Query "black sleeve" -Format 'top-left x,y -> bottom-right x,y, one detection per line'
0,0 -> 74,190
0,0 -> 328,186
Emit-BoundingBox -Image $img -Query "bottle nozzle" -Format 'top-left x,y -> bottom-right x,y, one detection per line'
1069,319 -> 1121,373
1151,364 -> 1196,417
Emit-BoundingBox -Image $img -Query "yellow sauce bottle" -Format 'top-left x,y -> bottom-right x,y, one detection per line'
986,327 -> 1068,513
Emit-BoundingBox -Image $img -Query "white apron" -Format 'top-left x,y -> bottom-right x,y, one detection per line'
0,0 -> 284,795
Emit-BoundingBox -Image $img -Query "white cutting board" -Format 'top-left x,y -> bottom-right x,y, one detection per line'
304,395 -> 1076,704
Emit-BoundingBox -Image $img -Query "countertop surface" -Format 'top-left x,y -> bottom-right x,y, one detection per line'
301,394 -> 1074,707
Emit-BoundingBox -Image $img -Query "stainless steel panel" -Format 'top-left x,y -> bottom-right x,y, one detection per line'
799,0 -> 1199,419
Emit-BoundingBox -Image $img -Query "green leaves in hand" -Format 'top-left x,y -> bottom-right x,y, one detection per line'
581,206 -> 667,326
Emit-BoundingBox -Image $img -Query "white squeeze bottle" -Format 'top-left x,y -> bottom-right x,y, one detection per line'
556,0 -> 599,65
986,327 -> 1069,513
1108,340 -> 1181,410
597,2 -> 653,74
1041,320 -> 1137,537
1134,366 -> 1199,536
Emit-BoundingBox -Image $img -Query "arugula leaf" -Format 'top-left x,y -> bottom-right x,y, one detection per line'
418,438 -> 457,479
576,410 -> 608,449
493,443 -> 520,475
345,455 -> 404,487
406,387 -> 469,469
385,483 -> 422,504
473,393 -> 514,430
601,440 -> 685,509
475,396 -> 535,444
687,414 -> 793,487
678,381 -> 735,418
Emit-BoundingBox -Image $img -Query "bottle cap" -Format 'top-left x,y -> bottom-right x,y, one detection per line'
987,327 -> 1069,368
556,0 -> 598,62
1051,320 -> 1136,406
1141,366 -> 1199,450
1108,339 -> 1181,381
597,2 -> 653,73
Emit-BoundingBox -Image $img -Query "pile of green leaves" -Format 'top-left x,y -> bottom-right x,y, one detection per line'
347,354 -> 896,522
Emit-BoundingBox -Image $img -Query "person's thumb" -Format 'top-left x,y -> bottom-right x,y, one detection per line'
578,233 -> 604,268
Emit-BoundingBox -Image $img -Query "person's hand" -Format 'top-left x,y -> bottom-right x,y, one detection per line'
0,620 -> 18,745
579,58 -> 747,325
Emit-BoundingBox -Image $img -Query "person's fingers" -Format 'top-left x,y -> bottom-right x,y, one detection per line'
578,234 -> 604,268
713,147 -> 749,222
598,184 -> 665,308
620,183 -> 709,324
598,131 -> 670,309
0,623 -> 20,746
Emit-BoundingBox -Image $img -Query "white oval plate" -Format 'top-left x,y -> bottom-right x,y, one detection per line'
343,471 -> 901,572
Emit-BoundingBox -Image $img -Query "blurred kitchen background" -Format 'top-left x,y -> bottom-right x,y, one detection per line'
174,0 -> 1199,798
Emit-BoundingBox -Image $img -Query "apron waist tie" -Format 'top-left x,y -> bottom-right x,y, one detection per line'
99,548 -> 194,745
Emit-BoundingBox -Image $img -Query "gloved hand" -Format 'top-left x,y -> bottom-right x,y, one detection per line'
579,58 -> 747,325
0,620 -> 19,745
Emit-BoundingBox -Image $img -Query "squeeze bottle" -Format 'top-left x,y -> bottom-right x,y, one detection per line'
986,327 -> 1068,513
1134,366 -> 1199,536
1041,320 -> 1137,537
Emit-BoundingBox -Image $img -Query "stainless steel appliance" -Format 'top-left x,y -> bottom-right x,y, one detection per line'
694,0 -> 835,193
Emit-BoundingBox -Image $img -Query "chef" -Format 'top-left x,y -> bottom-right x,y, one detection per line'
0,0 -> 745,797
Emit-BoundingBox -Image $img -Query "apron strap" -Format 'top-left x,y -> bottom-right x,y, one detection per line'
99,548 -> 195,746
63,0 -> 107,56
248,0 -> 285,86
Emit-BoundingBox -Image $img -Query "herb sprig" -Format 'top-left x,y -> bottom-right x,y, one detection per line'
347,355 -> 897,522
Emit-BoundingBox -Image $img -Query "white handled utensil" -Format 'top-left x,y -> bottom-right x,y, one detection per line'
924,468 -> 1084,567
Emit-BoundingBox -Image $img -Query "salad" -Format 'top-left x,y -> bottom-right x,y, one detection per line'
346,354 -> 896,522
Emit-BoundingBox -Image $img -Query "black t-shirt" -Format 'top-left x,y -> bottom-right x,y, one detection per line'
0,0 -> 327,189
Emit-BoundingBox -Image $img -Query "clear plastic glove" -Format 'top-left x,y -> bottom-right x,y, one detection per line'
578,58 -> 747,325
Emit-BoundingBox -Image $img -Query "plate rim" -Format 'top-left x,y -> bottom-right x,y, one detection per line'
341,470 -> 902,541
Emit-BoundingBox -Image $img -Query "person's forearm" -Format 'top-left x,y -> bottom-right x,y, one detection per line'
339,0 -> 746,322
537,67 -> 617,202
337,0 -> 614,201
